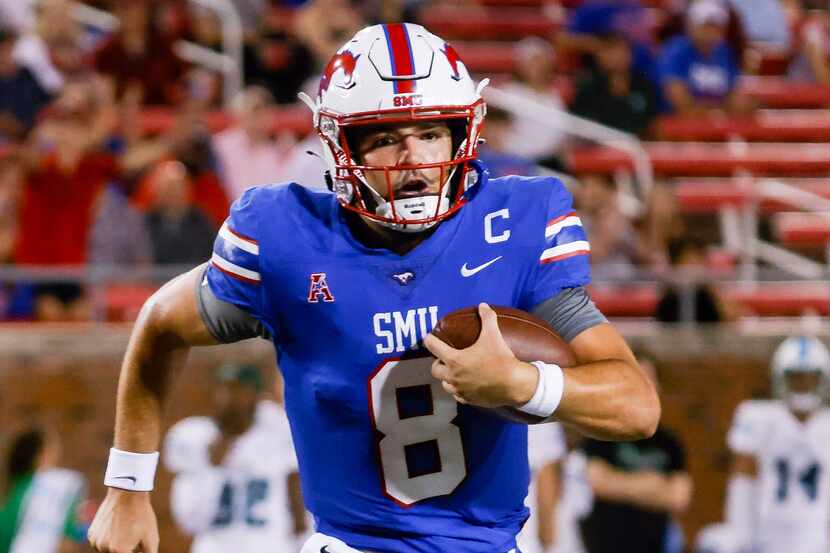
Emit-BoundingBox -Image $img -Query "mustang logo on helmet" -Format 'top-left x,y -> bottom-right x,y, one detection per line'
319,50 -> 361,94
441,43 -> 463,82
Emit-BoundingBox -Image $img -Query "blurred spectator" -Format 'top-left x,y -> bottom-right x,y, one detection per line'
163,364 -> 307,551
213,86 -> 293,201
0,152 -> 20,262
579,356 -> 692,553
659,0 -> 751,114
14,77 -> 170,266
476,106 -> 538,178
88,185 -> 153,266
571,33 -> 659,137
574,174 -> 651,280
229,0 -> 267,35
558,0 -> 658,82
94,1 -> 188,105
656,238 -> 734,323
243,16 -> 315,104
726,0 -> 790,46
187,4 -> 223,52
293,0 -> 364,68
788,8 -> 830,84
12,0 -> 80,94
145,160 -> 215,265
0,427 -> 87,553
0,25 -> 51,141
0,0 -> 35,33
0,153 -> 34,321
498,38 -> 567,168
277,132 -> 330,191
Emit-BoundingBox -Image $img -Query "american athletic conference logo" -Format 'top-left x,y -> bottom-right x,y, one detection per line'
307,273 -> 335,303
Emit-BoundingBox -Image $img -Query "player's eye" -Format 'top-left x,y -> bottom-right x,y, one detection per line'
370,135 -> 398,149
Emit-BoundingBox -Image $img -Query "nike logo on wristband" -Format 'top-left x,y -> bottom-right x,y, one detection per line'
112,475 -> 137,485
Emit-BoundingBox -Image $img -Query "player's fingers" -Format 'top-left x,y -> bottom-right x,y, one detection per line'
423,333 -> 459,361
453,394 -> 468,404
441,380 -> 458,395
478,303 -> 501,340
431,358 -> 450,381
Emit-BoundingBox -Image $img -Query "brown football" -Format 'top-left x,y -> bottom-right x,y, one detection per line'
431,305 -> 575,423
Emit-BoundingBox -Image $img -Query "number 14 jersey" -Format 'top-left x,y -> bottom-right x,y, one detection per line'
206,162 -> 592,552
728,400 -> 830,553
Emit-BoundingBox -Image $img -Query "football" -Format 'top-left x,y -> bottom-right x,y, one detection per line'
431,305 -> 576,423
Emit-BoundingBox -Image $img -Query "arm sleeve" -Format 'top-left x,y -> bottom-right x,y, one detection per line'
531,286 -> 607,343
196,264 -> 271,343
205,187 -> 268,325
521,179 -> 592,308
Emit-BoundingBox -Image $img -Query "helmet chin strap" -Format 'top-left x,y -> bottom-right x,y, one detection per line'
363,162 -> 463,233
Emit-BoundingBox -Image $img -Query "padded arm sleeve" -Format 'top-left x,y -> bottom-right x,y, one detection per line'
196,264 -> 270,343
531,286 -> 607,343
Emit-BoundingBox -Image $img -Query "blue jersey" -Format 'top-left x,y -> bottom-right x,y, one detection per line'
206,161 -> 591,552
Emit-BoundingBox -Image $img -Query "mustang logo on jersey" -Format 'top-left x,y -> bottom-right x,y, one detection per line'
308,273 -> 335,303
391,271 -> 415,285
374,306 -> 439,354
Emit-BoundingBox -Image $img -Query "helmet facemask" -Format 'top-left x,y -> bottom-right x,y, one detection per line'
317,101 -> 486,233
777,368 -> 828,414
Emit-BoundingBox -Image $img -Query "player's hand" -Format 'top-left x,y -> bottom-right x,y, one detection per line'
424,303 -> 538,407
88,488 -> 159,553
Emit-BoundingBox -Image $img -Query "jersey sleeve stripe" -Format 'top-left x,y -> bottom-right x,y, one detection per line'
219,222 -> 259,255
540,240 -> 591,264
211,253 -> 261,284
545,215 -> 582,240
546,211 -> 576,227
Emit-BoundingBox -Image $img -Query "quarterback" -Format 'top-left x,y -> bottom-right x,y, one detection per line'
88,23 -> 659,553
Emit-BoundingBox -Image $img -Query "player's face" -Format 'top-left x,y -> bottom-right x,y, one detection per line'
214,381 -> 258,429
786,371 -> 822,395
355,122 -> 453,201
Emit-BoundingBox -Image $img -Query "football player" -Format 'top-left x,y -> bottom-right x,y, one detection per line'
518,423 -> 566,553
697,335 -> 830,553
163,364 -> 306,553
0,427 -> 87,553
88,23 -> 659,553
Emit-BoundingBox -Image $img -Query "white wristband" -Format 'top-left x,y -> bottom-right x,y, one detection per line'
104,448 -> 159,492
517,361 -> 565,418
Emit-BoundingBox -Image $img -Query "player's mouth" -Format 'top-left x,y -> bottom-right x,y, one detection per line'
394,179 -> 432,199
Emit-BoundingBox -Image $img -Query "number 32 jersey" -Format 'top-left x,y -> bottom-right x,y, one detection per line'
206,161 -> 592,552
728,399 -> 830,553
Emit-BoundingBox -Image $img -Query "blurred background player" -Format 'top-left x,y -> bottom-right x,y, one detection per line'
579,355 -> 692,553
518,422 -> 566,553
0,426 -> 87,553
696,336 -> 830,553
163,364 -> 307,553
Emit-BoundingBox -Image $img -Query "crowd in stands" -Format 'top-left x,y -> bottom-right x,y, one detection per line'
0,0 -> 827,321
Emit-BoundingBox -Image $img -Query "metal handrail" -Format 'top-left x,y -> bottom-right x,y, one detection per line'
484,85 -> 654,206
70,0 -> 244,107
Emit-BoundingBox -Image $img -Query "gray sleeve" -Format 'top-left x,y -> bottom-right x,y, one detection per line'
195,265 -> 270,343
531,286 -> 607,342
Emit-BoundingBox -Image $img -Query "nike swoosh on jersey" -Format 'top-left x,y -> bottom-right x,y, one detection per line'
460,256 -> 503,277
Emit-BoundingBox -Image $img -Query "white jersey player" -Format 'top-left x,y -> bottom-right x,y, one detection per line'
698,335 -> 830,553
519,423 -> 567,553
163,365 -> 305,553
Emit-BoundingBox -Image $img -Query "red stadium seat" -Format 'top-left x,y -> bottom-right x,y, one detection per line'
738,77 -> 830,109
103,284 -> 157,322
569,143 -> 830,177
591,282 -> 830,317
418,6 -> 560,41
673,178 -> 830,214
657,111 -> 830,142
774,212 -> 830,245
